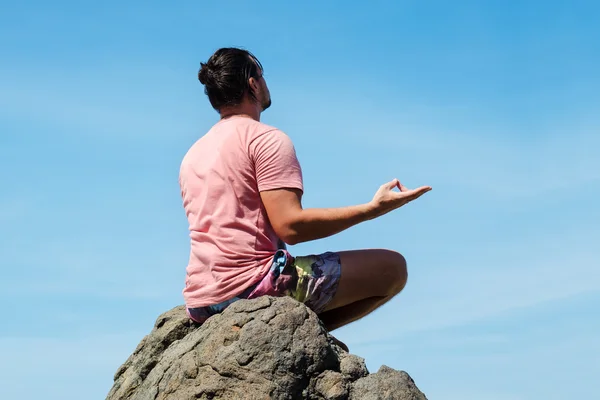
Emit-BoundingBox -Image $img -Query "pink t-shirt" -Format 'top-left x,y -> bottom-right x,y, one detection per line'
179,116 -> 303,308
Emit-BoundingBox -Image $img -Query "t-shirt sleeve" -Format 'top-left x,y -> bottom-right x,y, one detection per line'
250,129 -> 303,193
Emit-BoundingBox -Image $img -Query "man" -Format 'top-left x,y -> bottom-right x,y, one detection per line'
179,47 -> 431,341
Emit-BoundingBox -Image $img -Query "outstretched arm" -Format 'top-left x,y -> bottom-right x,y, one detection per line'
260,188 -> 373,245
260,179 -> 431,245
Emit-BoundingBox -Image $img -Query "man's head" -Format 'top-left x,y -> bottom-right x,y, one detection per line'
198,47 -> 271,115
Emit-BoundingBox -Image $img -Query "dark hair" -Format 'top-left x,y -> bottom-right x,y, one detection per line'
198,47 -> 263,111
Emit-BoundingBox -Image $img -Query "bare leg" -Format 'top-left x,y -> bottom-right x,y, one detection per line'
319,249 -> 407,331
320,296 -> 387,331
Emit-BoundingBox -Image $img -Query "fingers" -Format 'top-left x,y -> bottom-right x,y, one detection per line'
406,186 -> 432,200
390,179 -> 409,192
391,185 -> 432,202
384,178 -> 401,190
414,186 -> 432,194
383,179 -> 432,204
384,178 -> 429,193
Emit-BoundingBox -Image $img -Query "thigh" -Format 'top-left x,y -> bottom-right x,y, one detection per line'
291,251 -> 342,314
323,249 -> 407,311
247,250 -> 341,315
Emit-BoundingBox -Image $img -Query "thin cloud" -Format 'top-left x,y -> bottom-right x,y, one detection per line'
339,246 -> 600,345
0,197 -> 29,223
0,333 -> 143,399
355,117 -> 600,198
0,68 -> 202,140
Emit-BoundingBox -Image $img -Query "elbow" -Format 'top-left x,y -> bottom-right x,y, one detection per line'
278,230 -> 301,246
281,236 -> 299,246
272,212 -> 306,246
274,223 -> 302,246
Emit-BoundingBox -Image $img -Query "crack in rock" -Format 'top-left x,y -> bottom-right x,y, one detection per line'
106,296 -> 427,400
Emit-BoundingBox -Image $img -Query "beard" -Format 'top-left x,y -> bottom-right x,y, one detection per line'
261,94 -> 272,111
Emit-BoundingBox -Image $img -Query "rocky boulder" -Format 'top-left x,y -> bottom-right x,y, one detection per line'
107,296 -> 427,400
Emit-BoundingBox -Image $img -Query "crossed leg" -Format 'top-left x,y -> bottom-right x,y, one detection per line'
318,249 -> 407,332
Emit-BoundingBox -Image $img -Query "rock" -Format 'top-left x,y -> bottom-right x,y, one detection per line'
339,354 -> 368,380
107,296 -> 427,400
351,366 -> 426,400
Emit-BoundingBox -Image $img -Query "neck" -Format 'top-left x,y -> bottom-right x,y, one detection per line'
219,103 -> 261,122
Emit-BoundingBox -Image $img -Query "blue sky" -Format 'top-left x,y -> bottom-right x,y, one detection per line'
1,0 -> 599,398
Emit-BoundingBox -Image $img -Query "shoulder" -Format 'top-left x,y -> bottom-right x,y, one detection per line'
252,120 -> 288,136
248,121 -> 295,147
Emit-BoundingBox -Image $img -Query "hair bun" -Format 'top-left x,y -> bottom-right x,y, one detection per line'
198,62 -> 210,84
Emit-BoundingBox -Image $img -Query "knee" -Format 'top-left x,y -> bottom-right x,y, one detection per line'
386,251 -> 407,295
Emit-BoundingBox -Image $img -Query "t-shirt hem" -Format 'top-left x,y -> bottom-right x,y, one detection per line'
258,181 -> 304,193
184,257 -> 274,309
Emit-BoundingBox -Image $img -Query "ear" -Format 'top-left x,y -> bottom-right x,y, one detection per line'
248,77 -> 262,101
248,77 -> 260,92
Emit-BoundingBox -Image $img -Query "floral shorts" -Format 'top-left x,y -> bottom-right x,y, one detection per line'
187,249 -> 342,324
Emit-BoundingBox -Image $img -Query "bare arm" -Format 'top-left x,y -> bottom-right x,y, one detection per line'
260,179 -> 432,245
260,188 -> 375,245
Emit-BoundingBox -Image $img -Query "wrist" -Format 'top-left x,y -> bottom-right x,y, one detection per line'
363,201 -> 380,220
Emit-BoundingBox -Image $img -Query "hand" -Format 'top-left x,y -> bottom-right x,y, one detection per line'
369,178 -> 432,218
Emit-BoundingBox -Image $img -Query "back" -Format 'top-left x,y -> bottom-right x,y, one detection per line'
179,116 -> 303,308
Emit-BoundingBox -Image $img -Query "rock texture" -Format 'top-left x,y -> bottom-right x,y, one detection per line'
107,296 -> 427,400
